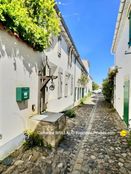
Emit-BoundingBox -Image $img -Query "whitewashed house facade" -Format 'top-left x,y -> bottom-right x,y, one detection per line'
0,7 -> 92,159
112,0 -> 131,127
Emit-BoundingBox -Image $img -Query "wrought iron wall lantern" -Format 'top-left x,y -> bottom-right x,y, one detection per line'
49,79 -> 55,91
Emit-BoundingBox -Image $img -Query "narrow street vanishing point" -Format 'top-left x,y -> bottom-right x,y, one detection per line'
0,1 -> 131,174
1,94 -> 131,174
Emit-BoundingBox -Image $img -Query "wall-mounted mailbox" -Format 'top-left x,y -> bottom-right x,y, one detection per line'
16,87 -> 30,102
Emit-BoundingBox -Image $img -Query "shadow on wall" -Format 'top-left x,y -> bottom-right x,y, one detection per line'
0,30 -> 46,75
17,101 -> 28,110
46,37 -> 57,52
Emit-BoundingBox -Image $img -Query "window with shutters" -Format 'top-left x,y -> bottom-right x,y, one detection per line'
64,73 -> 69,97
71,75 -> 73,95
58,68 -> 63,99
128,12 -> 131,46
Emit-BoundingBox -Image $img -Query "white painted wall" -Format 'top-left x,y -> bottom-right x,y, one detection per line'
0,30 -> 45,159
113,1 -> 131,127
0,28 -> 91,159
88,76 -> 92,92
45,36 -> 76,112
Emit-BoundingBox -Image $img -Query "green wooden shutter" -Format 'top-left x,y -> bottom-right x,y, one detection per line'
123,79 -> 130,126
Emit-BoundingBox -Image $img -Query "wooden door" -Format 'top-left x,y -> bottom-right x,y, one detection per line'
39,67 -> 46,114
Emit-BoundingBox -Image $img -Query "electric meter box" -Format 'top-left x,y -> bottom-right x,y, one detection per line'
16,87 -> 30,102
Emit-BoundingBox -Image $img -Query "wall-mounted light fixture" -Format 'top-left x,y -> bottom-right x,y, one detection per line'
49,79 -> 55,91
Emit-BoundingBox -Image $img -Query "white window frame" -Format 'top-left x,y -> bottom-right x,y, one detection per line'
64,73 -> 69,97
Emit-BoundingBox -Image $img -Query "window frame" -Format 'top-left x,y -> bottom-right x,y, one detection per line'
64,73 -> 69,97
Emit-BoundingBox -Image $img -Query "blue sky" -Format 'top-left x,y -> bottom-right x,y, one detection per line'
56,0 -> 120,84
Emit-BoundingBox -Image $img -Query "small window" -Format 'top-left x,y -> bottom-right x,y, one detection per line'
128,12 -> 131,46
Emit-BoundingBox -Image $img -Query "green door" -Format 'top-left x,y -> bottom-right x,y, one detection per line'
123,79 -> 130,126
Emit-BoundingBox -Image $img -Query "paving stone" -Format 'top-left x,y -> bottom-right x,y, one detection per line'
118,162 -> 124,167
76,159 -> 83,164
121,153 -> 127,158
81,165 -> 90,173
119,167 -> 127,174
124,162 -> 131,170
74,163 -> 82,171
118,158 -> 124,163
90,155 -> 96,160
14,160 -> 24,166
72,171 -> 81,174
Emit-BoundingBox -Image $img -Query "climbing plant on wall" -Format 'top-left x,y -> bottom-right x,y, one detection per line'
102,67 -> 118,103
0,0 -> 60,51
92,81 -> 99,91
78,73 -> 89,86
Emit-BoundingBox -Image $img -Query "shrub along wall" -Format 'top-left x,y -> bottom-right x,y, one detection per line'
102,68 -> 118,103
0,0 -> 60,51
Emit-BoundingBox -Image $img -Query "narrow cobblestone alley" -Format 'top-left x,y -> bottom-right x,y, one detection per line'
0,95 -> 131,174
71,95 -> 131,174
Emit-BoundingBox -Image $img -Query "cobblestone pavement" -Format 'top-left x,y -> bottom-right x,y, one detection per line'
0,94 -> 131,174
71,94 -> 131,174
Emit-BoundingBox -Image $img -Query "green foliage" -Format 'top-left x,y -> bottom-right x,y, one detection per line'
108,68 -> 118,80
102,68 -> 118,103
24,130 -> 44,149
92,81 -> 99,91
80,98 -> 85,105
88,91 -> 92,97
64,109 -> 76,118
78,74 -> 88,86
80,94 -> 89,105
0,0 -> 60,51
79,91 -> 92,106
102,78 -> 113,103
